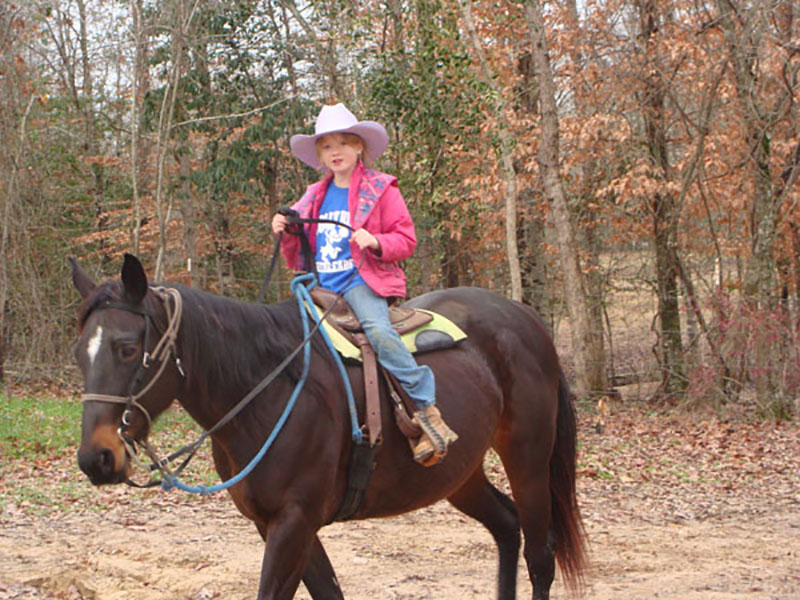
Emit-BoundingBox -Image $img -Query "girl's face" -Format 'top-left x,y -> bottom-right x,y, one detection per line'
317,133 -> 363,181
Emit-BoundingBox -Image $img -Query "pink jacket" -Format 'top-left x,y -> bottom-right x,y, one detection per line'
280,162 -> 417,298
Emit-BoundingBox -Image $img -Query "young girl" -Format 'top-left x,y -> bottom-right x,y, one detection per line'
271,103 -> 457,465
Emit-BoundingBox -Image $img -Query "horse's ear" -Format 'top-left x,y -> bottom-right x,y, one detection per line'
69,257 -> 96,299
121,253 -> 148,305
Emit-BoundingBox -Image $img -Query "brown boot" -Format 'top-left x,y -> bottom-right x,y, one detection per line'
412,405 -> 458,465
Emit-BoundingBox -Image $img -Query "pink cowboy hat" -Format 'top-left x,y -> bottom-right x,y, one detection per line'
290,103 -> 389,169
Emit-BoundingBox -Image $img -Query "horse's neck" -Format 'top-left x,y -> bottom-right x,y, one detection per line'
173,291 -> 299,432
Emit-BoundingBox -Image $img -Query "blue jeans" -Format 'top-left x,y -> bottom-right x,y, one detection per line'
343,284 -> 435,409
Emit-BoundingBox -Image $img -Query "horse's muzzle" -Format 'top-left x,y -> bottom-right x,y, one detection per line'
77,443 -> 129,485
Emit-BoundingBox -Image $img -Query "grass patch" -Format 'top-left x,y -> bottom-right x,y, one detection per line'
0,394 -> 82,459
0,393 -> 220,515
0,392 -> 210,462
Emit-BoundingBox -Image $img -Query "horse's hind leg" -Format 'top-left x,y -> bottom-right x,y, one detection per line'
495,426 -> 557,600
447,466 -> 520,600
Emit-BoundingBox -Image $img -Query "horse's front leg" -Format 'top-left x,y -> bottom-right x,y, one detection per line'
255,526 -> 343,600
256,505 -> 322,600
303,535 -> 345,600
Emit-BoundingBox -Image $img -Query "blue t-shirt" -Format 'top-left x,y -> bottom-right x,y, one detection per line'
315,183 -> 366,293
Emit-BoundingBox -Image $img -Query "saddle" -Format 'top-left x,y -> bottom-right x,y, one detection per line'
309,287 -> 433,339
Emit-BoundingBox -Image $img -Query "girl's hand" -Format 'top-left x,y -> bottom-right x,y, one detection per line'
272,214 -> 288,235
351,228 -> 381,252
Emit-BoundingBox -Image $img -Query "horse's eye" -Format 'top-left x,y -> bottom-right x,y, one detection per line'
118,343 -> 140,362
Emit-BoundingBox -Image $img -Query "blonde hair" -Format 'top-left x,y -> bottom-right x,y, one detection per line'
315,132 -> 368,165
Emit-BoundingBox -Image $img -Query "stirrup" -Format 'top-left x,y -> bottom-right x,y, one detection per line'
411,406 -> 458,466
415,410 -> 448,456
413,436 -> 436,463
409,435 -> 441,467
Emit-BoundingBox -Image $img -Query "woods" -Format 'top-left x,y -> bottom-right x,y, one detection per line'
1,0 -> 799,416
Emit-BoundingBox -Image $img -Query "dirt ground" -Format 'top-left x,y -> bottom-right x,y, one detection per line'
2,408 -> 799,600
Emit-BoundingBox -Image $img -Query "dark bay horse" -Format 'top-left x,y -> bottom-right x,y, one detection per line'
70,254 -> 585,600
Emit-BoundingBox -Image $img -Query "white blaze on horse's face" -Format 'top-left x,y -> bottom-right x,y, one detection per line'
87,325 -> 103,366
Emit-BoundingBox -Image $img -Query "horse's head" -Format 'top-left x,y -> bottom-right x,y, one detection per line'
71,254 -> 182,485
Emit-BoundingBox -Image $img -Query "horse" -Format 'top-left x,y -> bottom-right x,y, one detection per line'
70,253 -> 585,600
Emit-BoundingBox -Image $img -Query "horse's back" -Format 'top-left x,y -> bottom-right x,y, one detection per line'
407,287 -> 558,370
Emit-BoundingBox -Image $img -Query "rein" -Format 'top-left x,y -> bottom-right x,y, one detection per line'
161,273 -> 360,495
256,207 -> 355,303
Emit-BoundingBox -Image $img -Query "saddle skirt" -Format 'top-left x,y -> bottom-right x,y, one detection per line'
307,287 -> 467,361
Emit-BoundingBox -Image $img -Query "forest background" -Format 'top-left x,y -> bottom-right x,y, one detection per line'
1,0 -> 798,419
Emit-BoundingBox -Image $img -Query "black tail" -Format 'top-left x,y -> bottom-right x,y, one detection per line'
549,367 -> 587,591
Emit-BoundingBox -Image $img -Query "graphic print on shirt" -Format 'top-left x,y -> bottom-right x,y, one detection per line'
317,209 -> 352,272
315,183 -> 365,293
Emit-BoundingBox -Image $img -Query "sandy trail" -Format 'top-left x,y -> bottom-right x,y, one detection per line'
2,411 -> 799,599
2,483 -> 798,599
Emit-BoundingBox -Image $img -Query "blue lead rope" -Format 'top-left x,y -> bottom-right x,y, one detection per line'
160,273 -> 360,495
297,277 -> 362,444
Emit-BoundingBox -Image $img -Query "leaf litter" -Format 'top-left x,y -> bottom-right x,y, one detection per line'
1,402 -> 798,599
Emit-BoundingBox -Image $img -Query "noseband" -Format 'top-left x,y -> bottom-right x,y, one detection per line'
81,286 -> 184,434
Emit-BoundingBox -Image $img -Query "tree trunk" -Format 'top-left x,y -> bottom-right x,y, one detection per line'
716,0 -> 787,408
76,0 -> 108,265
154,0 -> 193,281
564,0 -> 609,385
520,201 -> 550,320
179,24 -> 213,288
179,149 -> 194,286
515,51 -> 551,319
741,120 -> 778,307
716,0 -> 781,308
440,237 -> 461,289
130,0 -> 151,255
460,0 -> 522,300
524,0 -> 605,397
0,90 -> 32,382
636,0 -> 686,399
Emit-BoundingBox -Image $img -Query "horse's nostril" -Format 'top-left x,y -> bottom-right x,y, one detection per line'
78,447 -> 117,483
98,448 -> 115,475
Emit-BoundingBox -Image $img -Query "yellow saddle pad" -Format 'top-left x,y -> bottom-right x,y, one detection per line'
306,302 -> 467,362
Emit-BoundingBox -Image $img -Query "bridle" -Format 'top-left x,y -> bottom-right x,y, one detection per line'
81,286 -> 184,481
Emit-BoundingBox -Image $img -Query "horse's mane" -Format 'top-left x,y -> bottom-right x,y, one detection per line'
174,284 -> 329,394
81,281 -> 333,400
